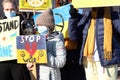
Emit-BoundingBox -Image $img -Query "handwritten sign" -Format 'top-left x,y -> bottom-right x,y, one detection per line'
16,34 -> 47,64
19,0 -> 52,11
0,16 -> 20,61
72,0 -> 120,8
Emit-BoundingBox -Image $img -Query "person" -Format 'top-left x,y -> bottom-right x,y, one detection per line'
60,5 -> 86,80
60,45 -> 86,80
0,0 -> 31,80
26,8 -> 66,80
68,5 -> 120,80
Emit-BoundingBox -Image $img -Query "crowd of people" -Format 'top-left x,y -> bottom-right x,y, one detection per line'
0,0 -> 120,80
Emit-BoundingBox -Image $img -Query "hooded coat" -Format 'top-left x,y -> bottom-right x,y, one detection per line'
37,31 -> 66,80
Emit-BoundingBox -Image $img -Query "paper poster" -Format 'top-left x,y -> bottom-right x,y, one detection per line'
0,16 -> 20,61
72,0 -> 120,8
16,34 -> 47,64
19,0 -> 52,11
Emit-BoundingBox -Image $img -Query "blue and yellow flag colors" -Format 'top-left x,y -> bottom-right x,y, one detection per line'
16,34 -> 47,64
0,16 -> 20,61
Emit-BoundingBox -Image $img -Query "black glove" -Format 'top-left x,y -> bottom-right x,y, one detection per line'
69,5 -> 78,19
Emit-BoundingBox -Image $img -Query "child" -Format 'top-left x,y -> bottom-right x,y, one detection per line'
27,8 -> 66,80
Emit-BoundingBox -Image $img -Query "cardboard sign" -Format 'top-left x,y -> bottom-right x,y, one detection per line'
72,0 -> 120,8
0,16 -> 20,61
19,0 -> 52,11
16,34 -> 47,64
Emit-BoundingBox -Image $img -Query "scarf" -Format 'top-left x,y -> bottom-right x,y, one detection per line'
83,7 -> 112,61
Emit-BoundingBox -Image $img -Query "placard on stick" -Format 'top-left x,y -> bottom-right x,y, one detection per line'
0,16 -> 20,61
16,34 -> 47,64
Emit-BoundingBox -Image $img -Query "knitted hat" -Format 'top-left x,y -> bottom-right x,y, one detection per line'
36,8 -> 55,31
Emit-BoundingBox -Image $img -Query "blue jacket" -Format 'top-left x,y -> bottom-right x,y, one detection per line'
68,7 -> 120,67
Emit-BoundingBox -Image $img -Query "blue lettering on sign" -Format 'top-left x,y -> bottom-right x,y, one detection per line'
0,45 -> 13,57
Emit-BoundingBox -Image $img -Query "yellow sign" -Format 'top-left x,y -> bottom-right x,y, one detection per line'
19,0 -> 52,11
16,35 -> 47,64
0,16 -> 20,61
72,0 -> 120,8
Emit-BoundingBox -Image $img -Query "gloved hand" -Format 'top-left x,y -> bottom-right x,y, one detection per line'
69,5 -> 78,19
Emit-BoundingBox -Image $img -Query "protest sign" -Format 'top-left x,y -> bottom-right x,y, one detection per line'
19,0 -> 52,11
16,34 -> 47,64
72,0 -> 120,8
0,16 -> 20,61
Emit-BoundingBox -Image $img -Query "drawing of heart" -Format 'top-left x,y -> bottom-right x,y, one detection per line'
25,41 -> 37,56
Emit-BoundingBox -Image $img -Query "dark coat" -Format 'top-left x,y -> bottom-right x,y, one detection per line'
68,7 -> 120,67
0,15 -> 31,80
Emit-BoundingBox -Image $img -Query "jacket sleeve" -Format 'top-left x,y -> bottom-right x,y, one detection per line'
68,9 -> 91,41
111,7 -> 120,33
47,33 -> 66,68
68,14 -> 85,41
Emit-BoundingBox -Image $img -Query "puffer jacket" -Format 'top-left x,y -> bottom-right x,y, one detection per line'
38,31 -> 66,80
68,7 -> 120,67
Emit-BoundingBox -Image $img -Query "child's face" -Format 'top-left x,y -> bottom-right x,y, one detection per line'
36,25 -> 49,36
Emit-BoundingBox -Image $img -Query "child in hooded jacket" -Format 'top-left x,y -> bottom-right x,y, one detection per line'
27,8 -> 66,80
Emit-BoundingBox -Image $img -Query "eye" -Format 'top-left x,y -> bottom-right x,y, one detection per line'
11,8 -> 15,11
5,9 -> 9,11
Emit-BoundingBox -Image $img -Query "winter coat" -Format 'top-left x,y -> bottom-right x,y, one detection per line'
38,31 -> 66,80
68,7 -> 120,67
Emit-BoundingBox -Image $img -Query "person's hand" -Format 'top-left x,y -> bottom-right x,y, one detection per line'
26,63 -> 34,71
69,5 -> 78,18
